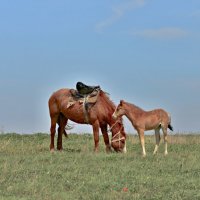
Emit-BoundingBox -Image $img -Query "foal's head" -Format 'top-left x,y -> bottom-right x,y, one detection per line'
112,100 -> 126,120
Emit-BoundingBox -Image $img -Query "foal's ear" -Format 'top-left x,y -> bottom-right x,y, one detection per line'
120,100 -> 124,105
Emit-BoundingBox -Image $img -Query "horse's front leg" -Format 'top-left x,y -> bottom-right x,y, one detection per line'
50,124 -> 56,152
92,121 -> 100,152
122,140 -> 127,153
100,124 -> 112,153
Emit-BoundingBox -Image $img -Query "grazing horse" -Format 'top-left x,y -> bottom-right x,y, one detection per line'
112,100 -> 173,156
48,89 -> 126,152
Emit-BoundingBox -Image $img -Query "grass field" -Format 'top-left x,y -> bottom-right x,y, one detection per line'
0,133 -> 200,200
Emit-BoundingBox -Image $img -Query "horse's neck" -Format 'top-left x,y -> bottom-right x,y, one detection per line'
99,94 -> 125,135
108,117 -> 118,127
98,93 -> 115,123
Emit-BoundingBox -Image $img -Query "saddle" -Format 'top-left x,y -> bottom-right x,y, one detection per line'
67,82 -> 101,123
69,82 -> 100,99
69,88 -> 100,104
76,82 -> 100,96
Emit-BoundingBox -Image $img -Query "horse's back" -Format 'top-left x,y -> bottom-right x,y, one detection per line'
148,108 -> 167,116
150,108 -> 171,123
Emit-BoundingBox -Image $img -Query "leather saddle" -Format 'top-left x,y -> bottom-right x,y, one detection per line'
67,82 -> 101,108
76,82 -> 100,97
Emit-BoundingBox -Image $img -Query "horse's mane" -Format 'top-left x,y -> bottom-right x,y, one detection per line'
99,90 -> 116,112
99,90 -> 125,135
126,101 -> 145,112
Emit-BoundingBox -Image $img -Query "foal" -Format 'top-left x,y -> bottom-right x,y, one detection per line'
112,100 -> 173,156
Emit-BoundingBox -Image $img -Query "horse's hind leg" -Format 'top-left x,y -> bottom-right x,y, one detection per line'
153,127 -> 161,155
49,94 -> 60,152
50,115 -> 58,152
57,114 -> 68,151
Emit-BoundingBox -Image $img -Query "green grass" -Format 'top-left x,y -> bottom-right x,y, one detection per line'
0,133 -> 200,200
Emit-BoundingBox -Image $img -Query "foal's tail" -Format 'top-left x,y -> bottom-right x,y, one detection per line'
167,113 -> 173,131
168,124 -> 173,131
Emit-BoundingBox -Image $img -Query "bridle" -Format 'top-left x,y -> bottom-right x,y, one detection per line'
108,120 -> 126,150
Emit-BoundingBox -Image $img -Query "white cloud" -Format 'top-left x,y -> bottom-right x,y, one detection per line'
95,0 -> 146,33
132,27 -> 188,39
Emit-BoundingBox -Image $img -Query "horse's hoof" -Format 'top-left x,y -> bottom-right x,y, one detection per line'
50,149 -> 55,153
94,148 -> 99,153
106,146 -> 112,153
57,148 -> 63,152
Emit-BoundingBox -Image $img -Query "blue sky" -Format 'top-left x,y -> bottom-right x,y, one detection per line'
0,0 -> 200,134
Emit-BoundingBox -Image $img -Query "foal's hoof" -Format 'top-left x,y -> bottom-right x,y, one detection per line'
142,154 -> 146,158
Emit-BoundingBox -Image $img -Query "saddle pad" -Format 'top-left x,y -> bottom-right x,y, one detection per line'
67,89 -> 100,108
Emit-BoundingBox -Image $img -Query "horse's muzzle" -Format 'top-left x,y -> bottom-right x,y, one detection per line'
112,113 -> 117,120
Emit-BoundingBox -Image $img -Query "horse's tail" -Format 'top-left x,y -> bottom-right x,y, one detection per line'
167,112 -> 173,131
63,129 -> 68,138
168,124 -> 173,131
65,124 -> 74,130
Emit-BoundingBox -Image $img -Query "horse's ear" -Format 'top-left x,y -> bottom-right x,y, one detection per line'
120,100 -> 124,105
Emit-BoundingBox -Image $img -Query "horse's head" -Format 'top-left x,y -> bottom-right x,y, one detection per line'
96,92 -> 126,152
110,118 -> 126,152
112,100 -> 126,120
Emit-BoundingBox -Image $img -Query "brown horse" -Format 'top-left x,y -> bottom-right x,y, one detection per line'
112,100 -> 173,156
48,89 -> 126,152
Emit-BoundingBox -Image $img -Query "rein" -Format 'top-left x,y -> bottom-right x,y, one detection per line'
107,119 -> 121,133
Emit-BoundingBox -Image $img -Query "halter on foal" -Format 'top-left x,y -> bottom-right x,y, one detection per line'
112,100 -> 173,157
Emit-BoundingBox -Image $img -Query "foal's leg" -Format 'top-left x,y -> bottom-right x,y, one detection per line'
138,129 -> 146,157
162,126 -> 168,155
100,125 -> 111,153
92,121 -> 100,152
153,127 -> 161,155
